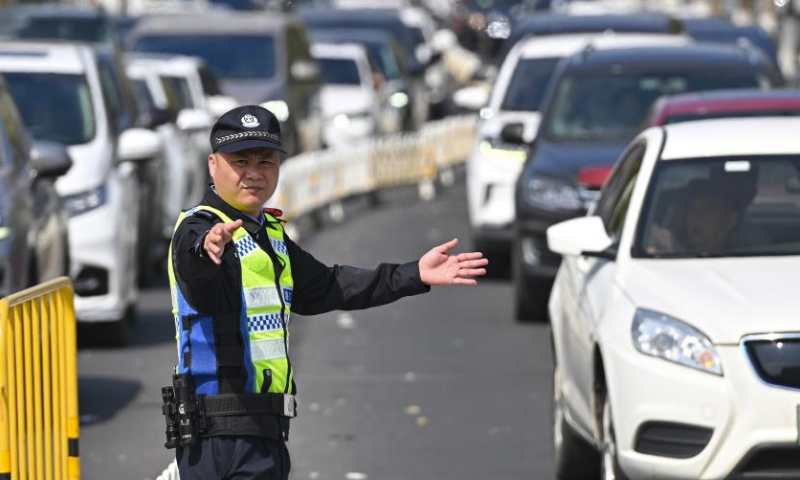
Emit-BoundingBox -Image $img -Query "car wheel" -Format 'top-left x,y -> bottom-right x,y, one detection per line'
511,238 -> 550,321
601,395 -> 629,480
553,363 -> 600,480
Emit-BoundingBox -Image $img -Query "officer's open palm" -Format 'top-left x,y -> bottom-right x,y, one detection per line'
419,238 -> 488,286
204,219 -> 243,264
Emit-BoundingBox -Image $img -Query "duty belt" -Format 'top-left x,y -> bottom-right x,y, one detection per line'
203,392 -> 296,418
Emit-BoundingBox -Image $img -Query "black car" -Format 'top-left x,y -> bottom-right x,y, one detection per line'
511,42 -> 784,320
682,17 -> 778,69
129,13 -> 324,156
0,76 -> 71,297
499,12 -> 684,62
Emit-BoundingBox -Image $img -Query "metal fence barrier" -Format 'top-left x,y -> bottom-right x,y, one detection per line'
272,115 -> 478,222
0,277 -> 79,480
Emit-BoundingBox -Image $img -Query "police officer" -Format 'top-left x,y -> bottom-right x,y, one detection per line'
166,105 -> 488,480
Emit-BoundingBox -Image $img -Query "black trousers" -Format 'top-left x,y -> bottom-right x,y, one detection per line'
176,436 -> 290,480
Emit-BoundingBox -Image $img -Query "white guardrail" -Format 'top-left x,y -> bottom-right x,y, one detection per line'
271,115 -> 478,223
155,114 -> 476,480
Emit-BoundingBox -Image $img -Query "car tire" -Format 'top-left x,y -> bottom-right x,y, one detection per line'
601,394 -> 629,480
511,238 -> 550,321
553,363 -> 600,480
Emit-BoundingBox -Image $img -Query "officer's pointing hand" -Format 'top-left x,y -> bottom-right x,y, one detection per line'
418,238 -> 488,286
203,219 -> 243,265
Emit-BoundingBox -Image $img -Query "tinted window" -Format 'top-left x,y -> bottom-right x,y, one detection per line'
0,89 -> 30,168
198,64 -> 222,96
637,156 -> 800,258
319,58 -> 361,85
96,58 -> 124,132
133,35 -> 276,80
4,73 -> 95,145
161,76 -> 194,110
500,57 -> 560,112
132,80 -> 156,113
364,42 -> 401,79
15,17 -> 109,43
543,71 -> 762,142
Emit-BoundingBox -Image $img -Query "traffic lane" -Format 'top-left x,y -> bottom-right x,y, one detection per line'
289,183 -> 555,480
77,287 -> 177,480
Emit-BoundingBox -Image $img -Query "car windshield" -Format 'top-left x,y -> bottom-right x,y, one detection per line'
636,156 -> 800,258
500,57 -> 560,111
364,42 -> 402,79
15,17 -> 109,43
543,70 -> 763,142
664,109 -> 800,124
4,72 -> 95,145
133,35 -> 276,80
319,58 -> 361,85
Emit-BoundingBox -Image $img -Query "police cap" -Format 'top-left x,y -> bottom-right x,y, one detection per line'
210,105 -> 286,154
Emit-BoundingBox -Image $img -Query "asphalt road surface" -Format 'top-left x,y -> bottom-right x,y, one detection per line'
77,179 -> 555,480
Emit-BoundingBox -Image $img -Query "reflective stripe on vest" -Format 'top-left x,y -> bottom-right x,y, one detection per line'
167,205 -> 294,396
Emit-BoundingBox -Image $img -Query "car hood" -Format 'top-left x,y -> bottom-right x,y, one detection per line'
620,257 -> 800,344
479,111 -> 541,143
320,86 -> 373,117
527,137 -> 628,181
219,78 -> 283,105
56,140 -> 112,196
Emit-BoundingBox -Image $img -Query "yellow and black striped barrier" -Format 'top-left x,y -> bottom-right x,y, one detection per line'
0,277 -> 79,480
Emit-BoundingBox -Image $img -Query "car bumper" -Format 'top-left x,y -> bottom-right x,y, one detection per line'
68,192 -> 136,323
323,117 -> 376,148
604,335 -> 800,479
466,142 -> 525,234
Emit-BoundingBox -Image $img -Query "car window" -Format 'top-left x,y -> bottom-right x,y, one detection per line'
96,57 -> 125,133
318,58 -> 362,85
636,156 -> 800,258
133,35 -> 276,80
542,70 -> 763,142
596,141 -> 646,238
161,76 -> 194,110
4,72 -> 96,146
15,17 -> 109,44
132,79 -> 156,113
198,64 -> 222,96
0,88 -> 31,169
500,57 -> 561,112
286,24 -> 314,66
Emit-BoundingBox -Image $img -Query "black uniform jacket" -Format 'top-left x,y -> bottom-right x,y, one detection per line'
171,187 -> 430,439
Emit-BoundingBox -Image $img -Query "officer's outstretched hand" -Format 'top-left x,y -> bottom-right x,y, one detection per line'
203,219 -> 243,265
418,238 -> 488,286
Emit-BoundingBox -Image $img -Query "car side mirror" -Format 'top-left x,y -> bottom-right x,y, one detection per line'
547,216 -> 614,258
118,127 -> 162,163
452,85 -> 489,111
30,141 -> 72,179
290,60 -> 320,83
177,108 -> 213,132
207,95 -> 239,118
500,122 -> 526,145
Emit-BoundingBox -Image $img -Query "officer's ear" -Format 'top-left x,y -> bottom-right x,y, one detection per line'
208,152 -> 218,179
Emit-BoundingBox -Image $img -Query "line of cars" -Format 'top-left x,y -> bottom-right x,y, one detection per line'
461,6 -> 800,480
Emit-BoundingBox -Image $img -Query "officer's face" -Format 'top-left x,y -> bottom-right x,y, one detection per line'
209,147 -> 280,216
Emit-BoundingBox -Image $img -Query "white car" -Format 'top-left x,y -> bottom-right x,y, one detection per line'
311,43 -> 380,148
125,53 -> 208,238
466,32 -> 689,254
546,117 -> 800,480
0,42 -> 161,342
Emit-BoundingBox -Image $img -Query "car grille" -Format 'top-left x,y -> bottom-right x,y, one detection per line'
728,445 -> 800,479
742,334 -> 800,391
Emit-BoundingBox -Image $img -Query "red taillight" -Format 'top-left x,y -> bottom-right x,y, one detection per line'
578,166 -> 613,189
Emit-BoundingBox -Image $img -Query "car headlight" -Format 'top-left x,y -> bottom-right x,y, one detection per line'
389,92 -> 409,109
261,101 -> 290,122
478,140 -> 526,163
632,308 -> 722,376
523,177 -> 584,211
331,113 -> 372,129
63,184 -> 107,217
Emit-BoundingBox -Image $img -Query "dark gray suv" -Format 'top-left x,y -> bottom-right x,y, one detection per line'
0,76 -> 71,297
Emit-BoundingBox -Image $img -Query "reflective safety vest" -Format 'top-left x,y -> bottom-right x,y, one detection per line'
168,205 -> 295,399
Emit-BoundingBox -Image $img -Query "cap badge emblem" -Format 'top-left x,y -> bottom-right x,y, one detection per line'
241,114 -> 260,128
